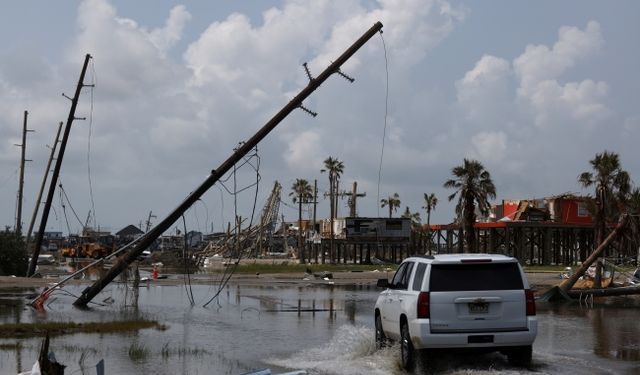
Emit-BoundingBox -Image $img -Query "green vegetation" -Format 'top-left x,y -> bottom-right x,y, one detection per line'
128,342 -> 150,361
0,319 -> 167,338
381,193 -> 401,218
0,231 -> 27,276
444,159 -> 496,252
161,342 -> 209,359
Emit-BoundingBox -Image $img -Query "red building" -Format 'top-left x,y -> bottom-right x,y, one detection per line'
491,194 -> 592,225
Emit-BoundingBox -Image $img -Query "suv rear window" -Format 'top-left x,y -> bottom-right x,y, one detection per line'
429,263 -> 524,291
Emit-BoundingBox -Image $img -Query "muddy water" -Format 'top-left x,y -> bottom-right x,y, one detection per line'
0,281 -> 639,375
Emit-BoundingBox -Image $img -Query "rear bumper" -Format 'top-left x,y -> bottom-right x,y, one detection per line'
409,317 -> 537,349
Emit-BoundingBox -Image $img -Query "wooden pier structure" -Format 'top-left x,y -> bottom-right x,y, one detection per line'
298,219 -> 621,267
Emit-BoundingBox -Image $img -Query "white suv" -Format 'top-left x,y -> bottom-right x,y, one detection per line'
374,254 -> 537,371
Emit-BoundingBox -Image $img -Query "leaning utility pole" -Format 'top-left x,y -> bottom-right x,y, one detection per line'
25,122 -> 63,251
15,110 -> 33,234
74,22 -> 384,307
28,54 -> 92,277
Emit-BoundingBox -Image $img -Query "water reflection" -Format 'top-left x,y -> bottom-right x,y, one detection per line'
538,298 -> 640,366
0,284 -> 639,374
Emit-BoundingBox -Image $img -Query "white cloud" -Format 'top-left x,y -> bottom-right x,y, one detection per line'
283,130 -> 322,169
456,55 -> 512,123
147,5 -> 191,56
510,21 -> 609,128
526,79 -> 609,127
470,131 -> 507,163
514,21 -> 603,91
72,0 -> 189,99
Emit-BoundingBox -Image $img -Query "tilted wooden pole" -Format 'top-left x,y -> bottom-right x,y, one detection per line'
25,122 -> 63,253
74,22 -> 384,307
16,111 -> 29,234
28,54 -> 92,277
558,214 -> 628,294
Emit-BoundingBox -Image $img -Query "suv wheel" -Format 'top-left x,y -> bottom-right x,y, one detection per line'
375,314 -> 387,349
507,345 -> 532,367
400,322 -> 415,371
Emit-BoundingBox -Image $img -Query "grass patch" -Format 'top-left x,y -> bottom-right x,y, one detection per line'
523,265 -> 574,272
128,342 -> 150,361
0,319 -> 167,338
226,263 -> 395,274
161,342 -> 209,359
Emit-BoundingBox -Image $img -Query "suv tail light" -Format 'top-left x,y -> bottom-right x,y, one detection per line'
417,292 -> 430,319
525,289 -> 536,316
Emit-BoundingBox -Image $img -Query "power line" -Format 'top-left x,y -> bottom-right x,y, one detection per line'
376,31 -> 389,217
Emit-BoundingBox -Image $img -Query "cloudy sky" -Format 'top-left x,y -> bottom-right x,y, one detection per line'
1,0 -> 639,236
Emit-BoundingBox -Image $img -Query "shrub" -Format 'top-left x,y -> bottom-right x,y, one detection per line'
0,231 -> 28,276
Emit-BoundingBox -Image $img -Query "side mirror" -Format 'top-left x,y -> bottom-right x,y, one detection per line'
377,278 -> 390,288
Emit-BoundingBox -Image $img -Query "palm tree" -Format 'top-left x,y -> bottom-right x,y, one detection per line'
321,157 -> 344,263
290,179 -> 313,263
381,193 -> 401,218
578,151 -> 631,249
620,188 -> 640,260
444,159 -> 496,252
422,193 -> 438,254
401,206 -> 421,226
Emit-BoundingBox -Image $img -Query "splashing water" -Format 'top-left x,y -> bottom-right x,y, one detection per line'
266,325 -> 403,375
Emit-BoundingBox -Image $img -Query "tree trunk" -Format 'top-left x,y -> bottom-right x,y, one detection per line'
463,194 -> 476,253
298,197 -> 304,264
329,177 -> 335,264
426,211 -> 431,255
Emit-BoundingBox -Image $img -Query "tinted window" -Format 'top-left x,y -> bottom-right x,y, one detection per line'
429,263 -> 524,291
412,263 -> 427,291
391,262 -> 414,290
391,262 -> 408,287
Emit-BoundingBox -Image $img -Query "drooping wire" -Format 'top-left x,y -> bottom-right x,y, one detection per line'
87,60 -> 97,228
203,147 -> 261,308
59,184 -> 84,230
197,199 -> 210,234
376,31 -> 389,217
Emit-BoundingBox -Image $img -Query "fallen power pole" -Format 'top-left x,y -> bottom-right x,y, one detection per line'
74,21 -> 384,307
28,54 -> 93,277
540,214 -> 628,301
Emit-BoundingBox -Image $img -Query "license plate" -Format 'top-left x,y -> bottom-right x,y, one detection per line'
468,302 -> 488,314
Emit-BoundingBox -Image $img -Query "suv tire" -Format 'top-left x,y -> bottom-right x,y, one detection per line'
375,314 -> 387,349
507,345 -> 532,367
400,322 -> 415,371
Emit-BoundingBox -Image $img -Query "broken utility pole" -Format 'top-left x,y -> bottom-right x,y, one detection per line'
28,54 -> 92,277
25,122 -> 63,254
74,21 -> 384,307
540,214 -> 628,301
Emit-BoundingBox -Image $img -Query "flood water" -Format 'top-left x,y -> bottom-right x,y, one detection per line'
1,278 -> 639,375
